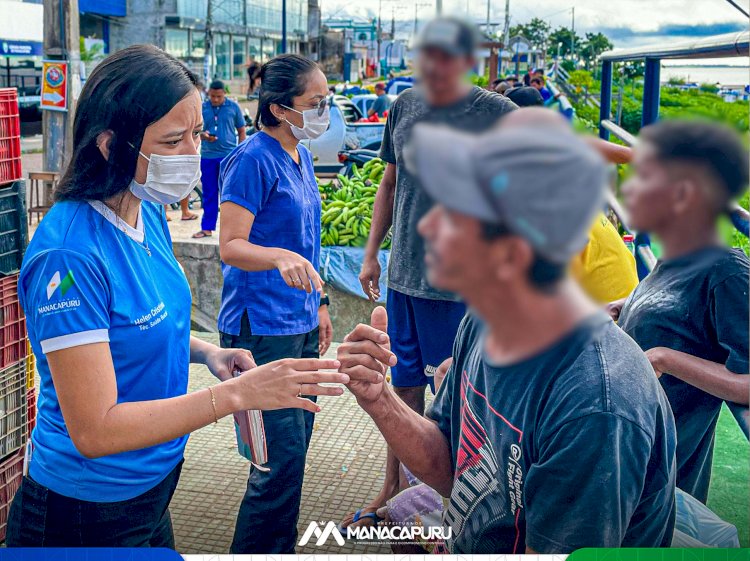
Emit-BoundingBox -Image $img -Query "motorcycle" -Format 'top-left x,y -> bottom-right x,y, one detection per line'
338,148 -> 380,177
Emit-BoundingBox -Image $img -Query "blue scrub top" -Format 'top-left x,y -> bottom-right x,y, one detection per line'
201,98 -> 245,159
19,200 -> 192,502
219,131 -> 321,336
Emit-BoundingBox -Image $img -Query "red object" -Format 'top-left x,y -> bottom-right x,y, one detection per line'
26,387 -> 35,439
0,274 -> 22,327
338,153 -> 348,163
375,82 -> 386,91
0,317 -> 26,369
0,89 -> 21,187
0,447 -> 25,542
622,234 -> 635,243
367,113 -> 380,123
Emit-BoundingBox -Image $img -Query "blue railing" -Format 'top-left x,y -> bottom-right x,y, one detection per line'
598,31 -> 750,276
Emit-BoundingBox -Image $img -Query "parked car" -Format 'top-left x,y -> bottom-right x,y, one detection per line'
302,95 -> 386,174
349,93 -> 397,118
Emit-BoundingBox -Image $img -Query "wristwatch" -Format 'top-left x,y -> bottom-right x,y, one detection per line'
320,294 -> 330,307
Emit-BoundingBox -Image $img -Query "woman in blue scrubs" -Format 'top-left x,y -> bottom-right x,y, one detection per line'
218,54 -> 333,553
7,45 -> 348,547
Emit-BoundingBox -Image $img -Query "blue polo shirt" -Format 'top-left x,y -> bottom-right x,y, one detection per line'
19,200 -> 191,502
201,98 -> 245,159
219,131 -> 321,336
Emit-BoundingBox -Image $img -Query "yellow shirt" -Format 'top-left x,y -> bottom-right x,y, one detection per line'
571,213 -> 638,303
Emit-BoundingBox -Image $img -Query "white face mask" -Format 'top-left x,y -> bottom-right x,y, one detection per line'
282,104 -> 330,140
129,151 -> 201,205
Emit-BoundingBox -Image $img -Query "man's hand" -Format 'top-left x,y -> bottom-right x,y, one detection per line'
200,131 -> 217,142
645,347 -> 672,379
338,307 -> 397,404
359,256 -> 382,301
605,297 -> 627,322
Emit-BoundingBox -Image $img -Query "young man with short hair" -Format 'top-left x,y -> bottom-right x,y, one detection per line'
614,120 -> 749,504
194,80 -> 246,239
338,124 -> 677,552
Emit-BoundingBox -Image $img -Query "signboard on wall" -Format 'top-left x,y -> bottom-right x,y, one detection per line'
41,60 -> 68,111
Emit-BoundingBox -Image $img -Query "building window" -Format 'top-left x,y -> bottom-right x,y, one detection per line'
233,36 -> 247,79
249,37 -> 261,60
165,28 -> 190,59
215,33 -> 231,80
262,39 -> 275,62
191,31 -> 206,58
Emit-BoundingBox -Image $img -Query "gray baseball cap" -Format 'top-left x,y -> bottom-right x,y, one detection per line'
416,17 -> 478,57
404,124 -> 607,264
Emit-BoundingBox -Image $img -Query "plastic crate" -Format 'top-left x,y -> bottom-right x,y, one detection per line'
0,89 -> 21,187
0,274 -> 22,327
25,340 -> 34,389
0,447 -> 24,542
26,387 -> 35,439
0,360 -> 27,460
0,180 -> 28,276
0,317 -> 25,371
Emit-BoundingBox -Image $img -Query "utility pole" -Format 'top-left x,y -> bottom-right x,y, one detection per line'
42,0 -> 81,173
500,0 -> 510,73
391,6 -> 395,39
376,0 -> 382,76
413,3 -> 430,39
570,6 -> 575,64
436,0 -> 443,16
205,0 -> 213,83
485,0 -> 490,31
282,0 -> 288,52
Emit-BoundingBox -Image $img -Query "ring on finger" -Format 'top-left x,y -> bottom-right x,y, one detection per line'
297,385 -> 303,397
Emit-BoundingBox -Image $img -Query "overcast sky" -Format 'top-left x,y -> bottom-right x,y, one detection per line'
322,0 -> 750,62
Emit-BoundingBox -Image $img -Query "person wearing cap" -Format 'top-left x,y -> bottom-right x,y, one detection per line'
505,86 -> 544,107
337,124 -> 676,552
368,82 -> 392,118
348,16 -> 516,530
613,120 -> 749,505
501,107 -> 638,304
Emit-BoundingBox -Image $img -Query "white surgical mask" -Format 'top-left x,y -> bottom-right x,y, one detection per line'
129,151 -> 201,205
282,104 -> 330,140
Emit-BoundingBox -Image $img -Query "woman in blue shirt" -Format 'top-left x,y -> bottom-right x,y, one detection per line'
7,45 -> 348,548
218,54 -> 333,553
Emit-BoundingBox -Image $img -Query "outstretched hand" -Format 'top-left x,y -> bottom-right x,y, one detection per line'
338,307 -> 397,404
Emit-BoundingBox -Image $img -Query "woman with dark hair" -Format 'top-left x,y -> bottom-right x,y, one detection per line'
218,53 -> 332,553
8,45 -> 348,547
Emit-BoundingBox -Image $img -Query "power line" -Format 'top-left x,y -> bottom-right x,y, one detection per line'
724,0 -> 750,18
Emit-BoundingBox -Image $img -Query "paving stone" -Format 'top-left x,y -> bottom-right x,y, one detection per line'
173,336 -> 391,554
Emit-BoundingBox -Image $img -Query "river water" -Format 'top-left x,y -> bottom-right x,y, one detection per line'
661,65 -> 749,86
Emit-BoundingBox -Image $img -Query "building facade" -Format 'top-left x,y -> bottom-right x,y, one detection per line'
0,0 -> 309,94
110,0 -> 309,82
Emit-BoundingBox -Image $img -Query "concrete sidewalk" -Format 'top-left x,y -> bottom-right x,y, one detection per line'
172,335 -> 392,554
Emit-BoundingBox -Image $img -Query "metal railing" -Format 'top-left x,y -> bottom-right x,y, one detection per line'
598,31 -> 750,277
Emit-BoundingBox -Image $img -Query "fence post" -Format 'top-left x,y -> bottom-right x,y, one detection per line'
599,59 -> 612,140
642,57 -> 661,126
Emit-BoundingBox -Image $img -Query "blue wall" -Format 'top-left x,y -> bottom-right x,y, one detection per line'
79,0 -> 126,17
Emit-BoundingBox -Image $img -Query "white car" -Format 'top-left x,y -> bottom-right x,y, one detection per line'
301,95 -> 387,174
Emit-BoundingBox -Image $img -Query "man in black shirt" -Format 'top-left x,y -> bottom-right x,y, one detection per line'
337,124 -> 676,552
615,120 -> 749,503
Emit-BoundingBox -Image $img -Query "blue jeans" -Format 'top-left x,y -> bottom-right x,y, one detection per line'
6,460 -> 182,547
200,157 -> 223,231
220,313 -> 319,553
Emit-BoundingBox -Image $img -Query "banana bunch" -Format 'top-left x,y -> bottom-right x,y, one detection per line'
317,158 -> 391,249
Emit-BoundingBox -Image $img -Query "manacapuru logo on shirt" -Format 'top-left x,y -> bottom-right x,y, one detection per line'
38,270 -> 81,315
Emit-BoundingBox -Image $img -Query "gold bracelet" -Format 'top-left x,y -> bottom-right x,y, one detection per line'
208,386 -> 218,424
